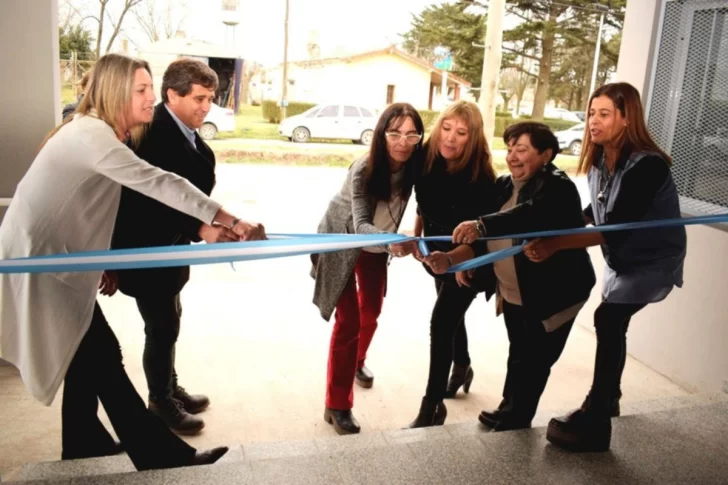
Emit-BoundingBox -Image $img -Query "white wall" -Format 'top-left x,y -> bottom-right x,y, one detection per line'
0,0 -> 60,366
0,0 -> 60,222
587,0 -> 728,393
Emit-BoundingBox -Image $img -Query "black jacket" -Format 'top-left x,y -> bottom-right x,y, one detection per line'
111,104 -> 216,298
480,163 -> 596,320
414,155 -> 498,297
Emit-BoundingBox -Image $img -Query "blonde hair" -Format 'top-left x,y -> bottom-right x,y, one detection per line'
578,82 -> 671,174
41,54 -> 152,150
423,100 -> 496,183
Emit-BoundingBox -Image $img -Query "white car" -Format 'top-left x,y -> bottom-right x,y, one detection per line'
278,104 -> 378,145
199,103 -> 236,140
555,123 -> 585,156
545,107 -> 583,123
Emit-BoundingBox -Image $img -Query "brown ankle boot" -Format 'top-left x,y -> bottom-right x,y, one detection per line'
408,397 -> 447,428
149,398 -> 204,435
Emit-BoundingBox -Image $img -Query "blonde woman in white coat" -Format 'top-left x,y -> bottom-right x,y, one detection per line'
0,54 -> 265,471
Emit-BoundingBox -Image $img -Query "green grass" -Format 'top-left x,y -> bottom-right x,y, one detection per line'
61,86 -> 76,107
216,149 -> 579,174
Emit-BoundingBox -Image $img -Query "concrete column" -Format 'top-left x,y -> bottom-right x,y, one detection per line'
0,0 -> 60,223
615,0 -> 662,97
0,0 -> 59,366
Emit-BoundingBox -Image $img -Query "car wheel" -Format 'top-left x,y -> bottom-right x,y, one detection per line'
292,127 -> 310,143
360,130 -> 374,146
199,123 -> 218,140
569,140 -> 582,156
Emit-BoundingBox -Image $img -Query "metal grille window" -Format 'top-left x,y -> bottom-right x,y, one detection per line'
647,0 -> 728,215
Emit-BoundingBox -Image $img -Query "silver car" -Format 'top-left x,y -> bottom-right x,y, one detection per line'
278,104 -> 378,145
555,123 -> 585,156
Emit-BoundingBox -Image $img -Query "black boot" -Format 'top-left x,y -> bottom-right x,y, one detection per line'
355,366 -> 374,389
408,397 -> 447,428
444,365 -> 474,399
478,398 -> 511,427
581,392 -> 621,417
188,446 -> 229,466
324,408 -> 361,435
546,408 -> 611,452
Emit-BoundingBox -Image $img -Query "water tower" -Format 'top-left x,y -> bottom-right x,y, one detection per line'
221,0 -> 240,49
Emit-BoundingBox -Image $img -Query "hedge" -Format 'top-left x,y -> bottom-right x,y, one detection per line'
262,100 -> 317,123
494,117 -> 579,138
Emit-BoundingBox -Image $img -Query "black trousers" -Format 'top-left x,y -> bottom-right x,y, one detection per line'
500,301 -> 574,423
434,279 -> 471,368
588,301 -> 646,414
425,280 -> 477,402
61,302 -> 195,470
135,293 -> 182,403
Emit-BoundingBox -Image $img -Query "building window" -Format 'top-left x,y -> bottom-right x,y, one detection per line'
386,85 -> 395,104
647,1 -> 728,215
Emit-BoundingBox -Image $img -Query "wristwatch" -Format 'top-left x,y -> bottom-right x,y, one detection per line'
230,218 -> 240,230
476,220 -> 486,238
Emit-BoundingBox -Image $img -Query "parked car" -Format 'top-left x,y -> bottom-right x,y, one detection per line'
545,107 -> 583,123
278,104 -> 378,145
555,123 -> 585,156
573,111 -> 586,122
199,103 -> 236,140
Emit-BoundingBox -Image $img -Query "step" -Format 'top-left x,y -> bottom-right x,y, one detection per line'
4,393 -> 728,485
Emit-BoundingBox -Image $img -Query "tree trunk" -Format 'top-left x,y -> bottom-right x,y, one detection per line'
95,0 -> 107,59
531,5 -> 560,120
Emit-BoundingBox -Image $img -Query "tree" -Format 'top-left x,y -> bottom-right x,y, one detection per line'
63,0 -> 144,58
59,24 -> 96,60
503,0 -> 626,119
132,0 -> 186,43
402,2 -> 486,95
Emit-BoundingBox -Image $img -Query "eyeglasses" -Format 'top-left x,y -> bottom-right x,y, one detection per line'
385,132 -> 422,145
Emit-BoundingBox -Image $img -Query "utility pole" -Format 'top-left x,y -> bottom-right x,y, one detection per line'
280,0 -> 290,121
476,0 -> 506,145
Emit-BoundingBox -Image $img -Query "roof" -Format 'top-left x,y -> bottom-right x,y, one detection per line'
283,46 -> 472,87
138,38 -> 240,59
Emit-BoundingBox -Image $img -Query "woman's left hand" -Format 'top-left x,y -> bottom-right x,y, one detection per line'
524,238 -> 559,263
452,220 -> 480,244
424,251 -> 452,275
455,270 -> 474,287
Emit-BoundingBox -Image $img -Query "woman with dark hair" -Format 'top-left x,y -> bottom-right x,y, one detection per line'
453,122 -> 595,432
408,100 -> 498,428
311,103 -> 425,435
524,82 -> 687,451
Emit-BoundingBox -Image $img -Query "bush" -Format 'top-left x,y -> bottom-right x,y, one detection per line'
261,100 -> 317,123
419,110 -> 440,130
495,111 -> 512,118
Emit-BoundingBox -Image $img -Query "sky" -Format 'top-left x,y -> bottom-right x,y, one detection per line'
64,0 -> 444,66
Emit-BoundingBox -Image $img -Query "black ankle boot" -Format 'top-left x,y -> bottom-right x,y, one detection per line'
546,408 -> 611,452
444,365 -> 474,399
478,398 -> 511,427
408,397 -> 447,428
324,408 -> 361,435
581,392 -> 621,417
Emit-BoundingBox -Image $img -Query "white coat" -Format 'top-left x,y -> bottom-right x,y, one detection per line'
0,115 -> 221,405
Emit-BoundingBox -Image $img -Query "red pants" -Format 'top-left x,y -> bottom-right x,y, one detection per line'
325,251 -> 388,410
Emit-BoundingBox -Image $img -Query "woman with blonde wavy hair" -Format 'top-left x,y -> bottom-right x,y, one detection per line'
0,54 -> 264,470
408,100 -> 498,427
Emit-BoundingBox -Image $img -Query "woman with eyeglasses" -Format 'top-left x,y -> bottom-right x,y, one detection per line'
524,82 -> 687,452
407,101 -> 498,428
310,103 -> 424,435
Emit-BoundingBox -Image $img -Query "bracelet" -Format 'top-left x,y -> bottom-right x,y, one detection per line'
446,256 -> 453,268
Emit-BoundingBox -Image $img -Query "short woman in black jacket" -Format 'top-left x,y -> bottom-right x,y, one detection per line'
454,122 -> 596,431
409,101 -> 498,428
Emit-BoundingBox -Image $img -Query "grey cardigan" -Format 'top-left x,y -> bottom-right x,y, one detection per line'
310,156 -> 410,321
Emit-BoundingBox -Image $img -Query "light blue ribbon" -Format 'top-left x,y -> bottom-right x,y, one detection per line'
0,214 -> 726,275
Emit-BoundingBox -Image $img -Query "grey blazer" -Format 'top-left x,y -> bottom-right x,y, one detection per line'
310,156 -> 410,321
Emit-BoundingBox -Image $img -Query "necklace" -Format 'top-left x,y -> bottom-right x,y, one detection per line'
597,158 -> 614,205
